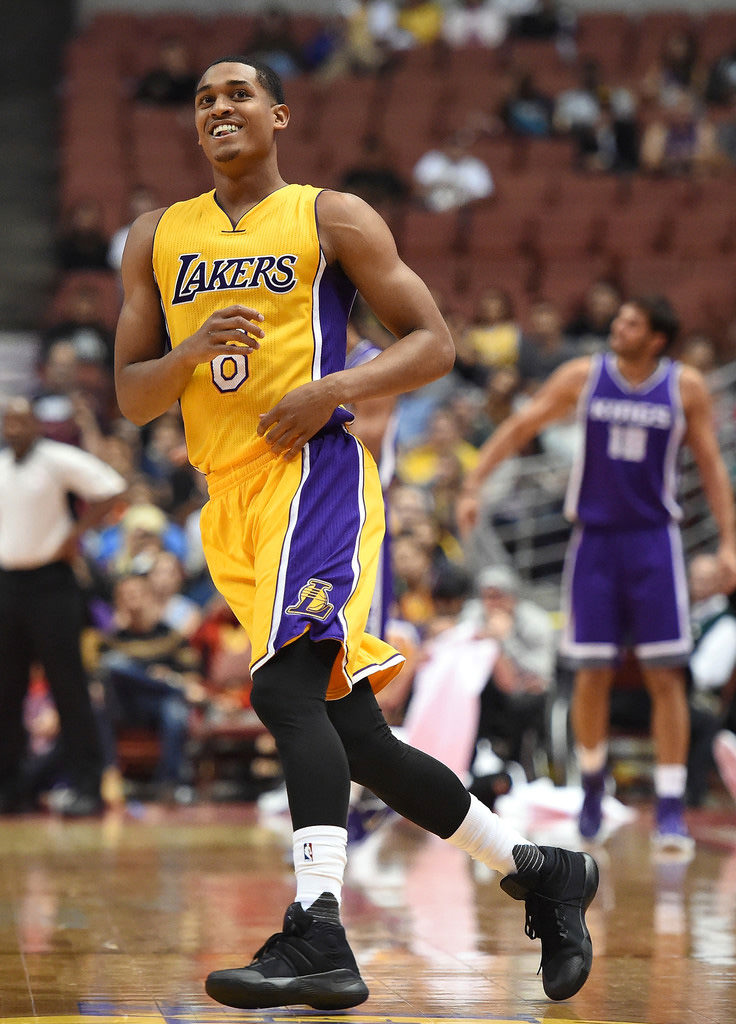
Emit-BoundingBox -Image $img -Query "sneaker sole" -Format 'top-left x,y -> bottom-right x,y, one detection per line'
205,968 -> 369,1010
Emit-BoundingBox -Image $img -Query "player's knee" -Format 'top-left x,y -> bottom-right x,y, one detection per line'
249,675 -> 286,733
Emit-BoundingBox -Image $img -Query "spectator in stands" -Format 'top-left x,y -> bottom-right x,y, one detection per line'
338,134 -> 411,212
640,28 -> 705,110
456,286 -> 522,385
95,570 -> 207,801
148,550 -> 203,639
687,553 -> 736,805
442,0 -> 508,49
55,198 -> 111,272
32,339 -> 83,446
138,407 -> 198,517
405,487 -> 465,565
391,531 -> 436,634
388,481 -> 433,536
135,35 -> 198,105
466,365 -> 522,447
704,41 -> 736,107
42,281 -> 115,368
553,59 -> 604,137
315,0 -> 394,78
396,0 -> 445,49
499,67 -> 555,137
397,405 -> 479,488
508,0 -> 576,48
516,299 -> 577,392
678,332 -> 718,375
108,186 -> 160,273
94,501 -> 188,580
33,339 -> 113,449
392,287 -> 464,448
689,553 -> 736,718
564,279 -> 622,354
191,594 -> 253,699
0,396 -> 126,816
243,6 -> 307,79
467,564 -> 555,784
412,129 -> 494,212
640,88 -> 721,178
714,109 -> 736,167
553,62 -> 639,173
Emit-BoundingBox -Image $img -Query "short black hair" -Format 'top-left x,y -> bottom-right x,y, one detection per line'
629,294 -> 680,350
202,55 -> 285,104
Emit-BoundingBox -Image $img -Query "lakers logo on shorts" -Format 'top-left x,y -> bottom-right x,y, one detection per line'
286,579 -> 335,621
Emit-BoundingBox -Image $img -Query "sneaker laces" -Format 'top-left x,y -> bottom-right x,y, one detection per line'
250,910 -> 305,965
250,929 -> 291,964
523,893 -> 573,972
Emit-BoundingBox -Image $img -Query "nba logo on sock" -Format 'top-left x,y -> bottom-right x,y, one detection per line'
303,842 -> 313,861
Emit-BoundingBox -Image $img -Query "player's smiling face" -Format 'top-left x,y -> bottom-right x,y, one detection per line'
195,62 -> 286,164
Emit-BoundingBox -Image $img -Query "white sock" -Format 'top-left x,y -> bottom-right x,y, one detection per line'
576,742 -> 608,775
654,763 -> 687,799
446,794 -> 534,876
293,825 -> 347,909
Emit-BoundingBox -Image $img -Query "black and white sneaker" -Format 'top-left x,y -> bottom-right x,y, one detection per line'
205,893 -> 369,1010
501,844 -> 599,1001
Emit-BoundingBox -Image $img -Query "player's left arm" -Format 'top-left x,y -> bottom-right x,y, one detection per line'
681,365 -> 736,586
257,191 -> 455,457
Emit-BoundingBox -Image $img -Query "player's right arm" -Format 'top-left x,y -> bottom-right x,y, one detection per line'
456,356 -> 591,537
114,211 -> 266,426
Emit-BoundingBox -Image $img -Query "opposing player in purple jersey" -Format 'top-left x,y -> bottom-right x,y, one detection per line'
458,296 -> 736,849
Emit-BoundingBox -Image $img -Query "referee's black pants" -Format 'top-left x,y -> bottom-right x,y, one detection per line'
0,562 -> 103,800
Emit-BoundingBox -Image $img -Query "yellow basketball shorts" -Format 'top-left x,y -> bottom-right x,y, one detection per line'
200,427 -> 405,699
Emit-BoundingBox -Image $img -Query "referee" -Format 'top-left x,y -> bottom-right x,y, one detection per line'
0,396 -> 126,815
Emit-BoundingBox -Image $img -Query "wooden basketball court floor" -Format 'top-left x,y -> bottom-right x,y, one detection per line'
1,796 -> 735,1024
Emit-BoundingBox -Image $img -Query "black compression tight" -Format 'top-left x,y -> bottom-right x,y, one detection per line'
250,636 -> 351,831
327,680 -> 471,839
250,635 -> 470,838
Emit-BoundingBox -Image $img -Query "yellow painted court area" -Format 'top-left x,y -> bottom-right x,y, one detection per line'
0,1015 -> 650,1024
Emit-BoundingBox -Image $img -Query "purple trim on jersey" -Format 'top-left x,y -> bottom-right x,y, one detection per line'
312,192 -> 356,432
271,428 -> 367,652
311,257 -> 355,431
565,354 -> 685,527
560,522 -> 692,666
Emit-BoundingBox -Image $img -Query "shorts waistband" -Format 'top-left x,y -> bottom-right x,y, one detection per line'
206,438 -> 279,498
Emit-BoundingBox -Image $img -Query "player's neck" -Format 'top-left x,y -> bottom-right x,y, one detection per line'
212,166 -> 287,224
614,352 -> 661,386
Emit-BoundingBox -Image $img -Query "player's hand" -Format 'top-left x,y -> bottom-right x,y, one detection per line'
185,305 -> 265,364
456,491 -> 480,539
257,378 -> 339,458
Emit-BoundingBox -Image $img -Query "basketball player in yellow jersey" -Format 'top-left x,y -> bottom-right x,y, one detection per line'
115,57 -> 598,1011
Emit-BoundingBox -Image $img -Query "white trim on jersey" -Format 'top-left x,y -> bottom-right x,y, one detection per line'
661,362 -> 686,522
311,252 -> 327,381
336,429 -> 368,687
262,444 -> 313,664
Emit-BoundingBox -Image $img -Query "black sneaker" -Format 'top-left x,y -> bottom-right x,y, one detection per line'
205,893 -> 369,1010
501,845 -> 599,1001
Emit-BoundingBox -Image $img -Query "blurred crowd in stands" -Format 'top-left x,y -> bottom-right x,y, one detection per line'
3,0 -> 736,817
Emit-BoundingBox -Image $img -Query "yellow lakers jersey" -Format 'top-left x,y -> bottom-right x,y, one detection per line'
153,184 -> 356,476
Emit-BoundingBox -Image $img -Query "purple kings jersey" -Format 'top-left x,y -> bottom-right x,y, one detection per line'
564,353 -> 686,527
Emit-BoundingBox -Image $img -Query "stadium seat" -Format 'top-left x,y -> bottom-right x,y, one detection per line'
574,12 -> 632,76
